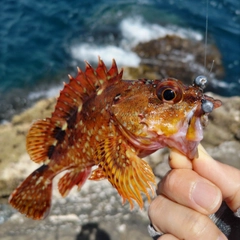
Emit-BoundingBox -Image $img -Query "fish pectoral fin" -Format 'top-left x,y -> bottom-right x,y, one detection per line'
26,117 -> 67,164
58,167 -> 92,197
95,137 -> 156,209
89,167 -> 106,181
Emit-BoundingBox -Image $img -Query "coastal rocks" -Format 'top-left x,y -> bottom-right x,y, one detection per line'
124,35 -> 224,89
0,98 -> 56,203
0,89 -> 29,124
1,180 -> 151,240
203,94 -> 240,146
11,97 -> 56,125
202,94 -> 240,169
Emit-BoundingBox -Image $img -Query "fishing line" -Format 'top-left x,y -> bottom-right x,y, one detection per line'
204,0 -> 209,73
209,59 -> 215,74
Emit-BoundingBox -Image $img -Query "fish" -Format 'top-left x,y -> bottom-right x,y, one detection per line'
9,58 -> 222,220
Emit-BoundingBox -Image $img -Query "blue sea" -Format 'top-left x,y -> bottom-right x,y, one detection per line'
0,0 -> 240,122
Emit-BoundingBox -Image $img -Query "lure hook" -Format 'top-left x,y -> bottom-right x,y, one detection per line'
193,75 -> 208,89
201,99 -> 214,113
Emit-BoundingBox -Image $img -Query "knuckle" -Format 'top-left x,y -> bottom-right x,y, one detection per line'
148,195 -> 165,220
164,169 -> 184,192
186,213 -> 210,239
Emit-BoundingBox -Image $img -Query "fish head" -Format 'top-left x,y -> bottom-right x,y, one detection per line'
112,76 -> 221,159
145,77 -> 222,158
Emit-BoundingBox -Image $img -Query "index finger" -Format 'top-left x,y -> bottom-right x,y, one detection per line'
170,144 -> 240,212
193,145 -> 240,212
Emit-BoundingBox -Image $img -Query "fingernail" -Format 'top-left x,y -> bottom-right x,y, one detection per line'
191,181 -> 220,211
218,234 -> 227,240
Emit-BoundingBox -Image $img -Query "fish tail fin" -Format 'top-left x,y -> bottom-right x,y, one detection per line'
58,167 -> 92,197
9,165 -> 53,220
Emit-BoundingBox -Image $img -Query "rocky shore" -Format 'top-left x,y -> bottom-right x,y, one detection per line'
0,35 -> 239,240
125,35 -> 224,90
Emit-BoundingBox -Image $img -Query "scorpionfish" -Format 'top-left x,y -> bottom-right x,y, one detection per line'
9,58 -> 221,220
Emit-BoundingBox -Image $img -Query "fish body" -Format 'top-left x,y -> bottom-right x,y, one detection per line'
9,58 -> 221,219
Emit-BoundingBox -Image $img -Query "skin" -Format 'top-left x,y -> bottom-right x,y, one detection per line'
148,144 -> 240,240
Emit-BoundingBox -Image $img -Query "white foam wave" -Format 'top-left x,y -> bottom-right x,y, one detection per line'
70,44 -> 141,67
211,78 -> 236,89
70,16 -> 203,66
28,84 -> 62,100
120,17 -> 203,48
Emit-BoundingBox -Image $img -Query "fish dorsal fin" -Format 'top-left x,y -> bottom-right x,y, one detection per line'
26,58 -> 122,164
52,58 -> 123,121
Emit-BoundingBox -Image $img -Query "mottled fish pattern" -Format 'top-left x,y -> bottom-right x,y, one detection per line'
9,58 -> 221,219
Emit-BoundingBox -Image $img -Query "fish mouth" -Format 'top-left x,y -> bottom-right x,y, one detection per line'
166,107 -> 203,160
186,95 -> 222,142
169,95 -> 222,159
186,106 -> 203,142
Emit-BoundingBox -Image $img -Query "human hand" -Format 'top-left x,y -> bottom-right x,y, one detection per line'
148,144 -> 240,240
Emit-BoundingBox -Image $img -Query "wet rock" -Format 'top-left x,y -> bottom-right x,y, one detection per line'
124,35 -> 224,89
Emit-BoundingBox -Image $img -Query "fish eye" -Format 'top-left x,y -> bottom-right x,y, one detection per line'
156,82 -> 183,103
162,89 -> 176,101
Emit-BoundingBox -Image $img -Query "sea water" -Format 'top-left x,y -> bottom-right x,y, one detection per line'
0,0 -> 239,122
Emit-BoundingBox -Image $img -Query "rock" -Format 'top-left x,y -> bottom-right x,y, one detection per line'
202,94 -> 240,146
0,180 -> 151,240
207,141 -> 240,169
11,97 -> 56,125
124,35 -> 224,90
0,98 -> 56,203
0,123 -> 30,202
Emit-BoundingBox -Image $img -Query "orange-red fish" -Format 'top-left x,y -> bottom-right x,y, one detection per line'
9,58 -> 221,220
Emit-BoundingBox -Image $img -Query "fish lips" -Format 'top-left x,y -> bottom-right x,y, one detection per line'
167,113 -> 202,160
179,95 -> 222,159
186,95 -> 222,142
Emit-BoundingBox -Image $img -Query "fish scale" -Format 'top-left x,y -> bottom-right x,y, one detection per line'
9,57 -> 221,220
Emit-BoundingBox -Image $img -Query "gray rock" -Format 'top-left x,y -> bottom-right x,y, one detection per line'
125,35 -> 224,89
